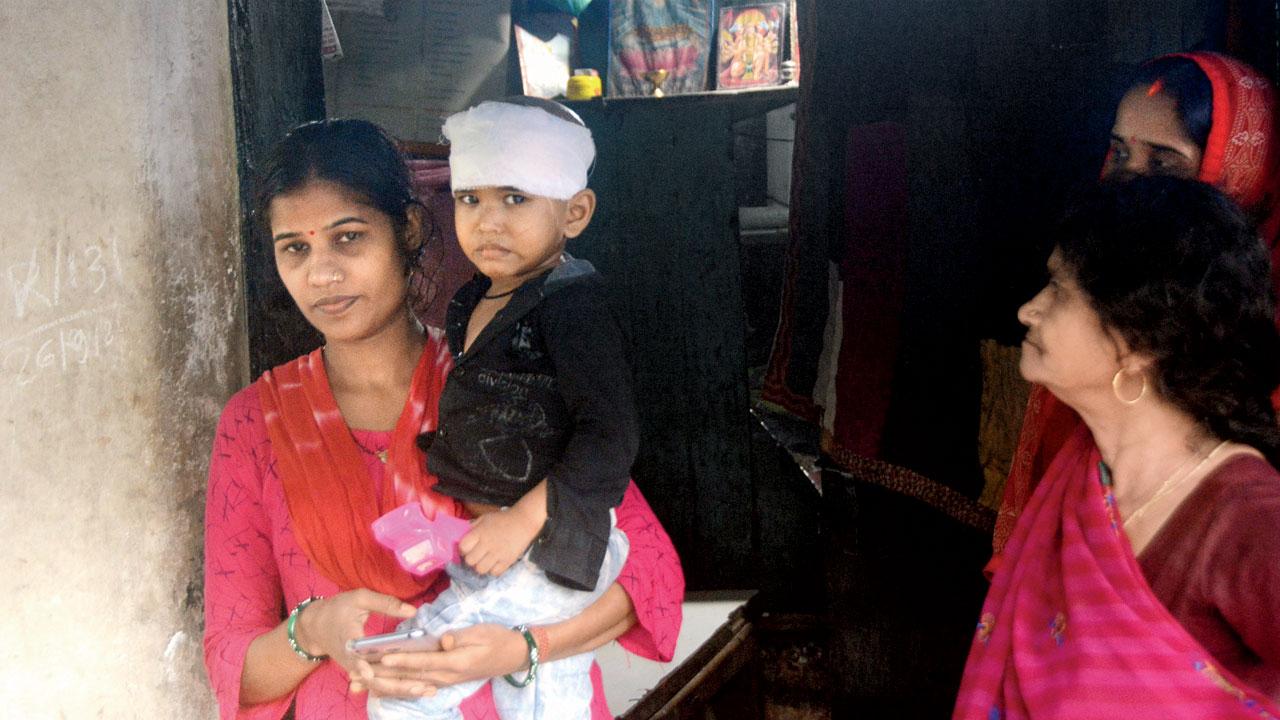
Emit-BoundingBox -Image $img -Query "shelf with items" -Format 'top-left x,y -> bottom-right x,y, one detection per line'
565,83 -> 798,122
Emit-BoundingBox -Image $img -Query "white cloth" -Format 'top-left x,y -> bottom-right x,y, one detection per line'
368,526 -> 629,720
443,102 -> 595,200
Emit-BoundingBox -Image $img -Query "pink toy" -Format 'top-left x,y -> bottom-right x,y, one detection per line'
372,502 -> 472,576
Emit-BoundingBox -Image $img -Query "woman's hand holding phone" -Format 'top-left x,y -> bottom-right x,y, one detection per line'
350,623 -> 528,699
347,627 -> 441,662
294,589 -> 417,675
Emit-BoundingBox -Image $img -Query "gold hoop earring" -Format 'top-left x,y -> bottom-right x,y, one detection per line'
1111,369 -> 1147,405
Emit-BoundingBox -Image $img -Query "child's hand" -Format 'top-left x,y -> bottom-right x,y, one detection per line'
459,507 -> 543,576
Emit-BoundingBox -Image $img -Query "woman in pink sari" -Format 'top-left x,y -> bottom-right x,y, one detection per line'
993,52 -> 1280,567
955,176 -> 1280,718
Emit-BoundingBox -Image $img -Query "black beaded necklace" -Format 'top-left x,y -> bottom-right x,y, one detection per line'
481,287 -> 518,300
351,434 -> 388,464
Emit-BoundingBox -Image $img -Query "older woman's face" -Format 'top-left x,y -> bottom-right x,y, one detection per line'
1017,250 -> 1121,399
1102,86 -> 1203,181
269,180 -> 414,345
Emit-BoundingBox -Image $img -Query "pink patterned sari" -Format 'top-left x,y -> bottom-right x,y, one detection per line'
955,426 -> 1280,719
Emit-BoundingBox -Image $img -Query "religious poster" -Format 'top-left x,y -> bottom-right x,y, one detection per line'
323,0 -> 511,142
608,0 -> 713,97
514,12 -> 575,99
716,3 -> 785,90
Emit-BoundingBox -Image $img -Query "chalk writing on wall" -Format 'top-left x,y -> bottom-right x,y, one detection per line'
1,237 -> 127,388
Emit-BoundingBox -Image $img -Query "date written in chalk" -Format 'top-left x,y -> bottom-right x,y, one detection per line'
4,237 -> 124,320
2,315 -> 118,387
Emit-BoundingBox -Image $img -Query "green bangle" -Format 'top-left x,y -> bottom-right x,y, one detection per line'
286,596 -> 328,663
503,624 -> 539,688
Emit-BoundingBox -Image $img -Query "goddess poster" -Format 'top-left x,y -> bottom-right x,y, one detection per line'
716,3 -> 785,89
608,0 -> 713,97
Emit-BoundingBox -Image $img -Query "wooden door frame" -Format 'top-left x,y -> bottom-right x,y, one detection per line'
227,0 -> 327,375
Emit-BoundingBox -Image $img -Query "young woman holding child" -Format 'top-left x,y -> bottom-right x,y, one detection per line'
202,115 -> 683,720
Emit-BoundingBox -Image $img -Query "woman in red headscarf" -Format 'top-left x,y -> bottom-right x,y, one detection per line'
990,52 -> 1280,569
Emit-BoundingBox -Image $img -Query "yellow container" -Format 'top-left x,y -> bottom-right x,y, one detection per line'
567,74 -> 602,100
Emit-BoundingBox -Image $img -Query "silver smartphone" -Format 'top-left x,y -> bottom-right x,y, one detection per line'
346,627 -> 441,661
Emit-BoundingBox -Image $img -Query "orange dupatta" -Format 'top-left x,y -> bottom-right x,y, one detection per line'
257,336 -> 462,600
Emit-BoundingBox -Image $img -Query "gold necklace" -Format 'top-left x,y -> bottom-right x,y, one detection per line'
1122,440 -> 1227,528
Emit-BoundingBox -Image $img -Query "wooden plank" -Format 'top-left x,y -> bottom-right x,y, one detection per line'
655,626 -> 756,718
399,140 -> 450,159
571,96 -> 765,588
228,0 -> 326,374
570,85 -> 799,121
621,609 -> 756,720
823,470 -> 990,716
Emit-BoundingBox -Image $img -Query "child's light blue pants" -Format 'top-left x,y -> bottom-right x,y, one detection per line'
368,526 -> 629,720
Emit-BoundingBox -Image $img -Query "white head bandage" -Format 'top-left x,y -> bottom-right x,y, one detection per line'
443,101 -> 595,201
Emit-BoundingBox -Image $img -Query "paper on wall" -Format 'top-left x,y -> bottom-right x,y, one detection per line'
514,13 -> 574,99
324,0 -> 512,142
321,0 -> 344,61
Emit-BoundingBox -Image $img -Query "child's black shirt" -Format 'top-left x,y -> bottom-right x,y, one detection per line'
425,257 -> 638,591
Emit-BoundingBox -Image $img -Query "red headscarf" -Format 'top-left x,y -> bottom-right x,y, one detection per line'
257,333 -> 463,600
991,52 -> 1280,566
1183,52 -> 1280,251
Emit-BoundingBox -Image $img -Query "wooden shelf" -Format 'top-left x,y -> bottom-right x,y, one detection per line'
566,83 -> 799,121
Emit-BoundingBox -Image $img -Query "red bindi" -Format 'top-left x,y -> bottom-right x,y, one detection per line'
308,230 -> 316,236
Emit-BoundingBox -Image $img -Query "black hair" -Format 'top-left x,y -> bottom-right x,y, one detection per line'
1128,56 -> 1214,150
1054,176 -> 1280,465
252,118 -> 422,267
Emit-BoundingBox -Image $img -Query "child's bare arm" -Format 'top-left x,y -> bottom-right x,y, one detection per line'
458,480 -> 548,575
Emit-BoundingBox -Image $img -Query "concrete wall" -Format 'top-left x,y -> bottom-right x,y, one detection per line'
0,1 -> 245,716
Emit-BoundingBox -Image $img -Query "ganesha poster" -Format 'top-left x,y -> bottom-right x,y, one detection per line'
716,3 -> 785,89
608,0 -> 713,97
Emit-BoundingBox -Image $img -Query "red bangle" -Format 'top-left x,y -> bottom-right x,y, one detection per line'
530,625 -> 551,661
